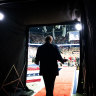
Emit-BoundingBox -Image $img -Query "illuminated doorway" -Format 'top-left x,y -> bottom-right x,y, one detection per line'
26,23 -> 81,95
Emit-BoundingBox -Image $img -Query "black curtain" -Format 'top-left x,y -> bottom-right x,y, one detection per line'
84,0 -> 96,95
0,8 -> 28,95
77,0 -> 96,95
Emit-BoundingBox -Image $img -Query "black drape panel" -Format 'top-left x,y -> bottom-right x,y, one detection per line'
77,5 -> 88,94
84,1 -> 96,95
0,11 -> 27,95
77,0 -> 96,95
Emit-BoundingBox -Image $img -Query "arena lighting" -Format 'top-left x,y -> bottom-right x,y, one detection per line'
0,12 -> 4,21
55,25 -> 61,29
75,23 -> 82,31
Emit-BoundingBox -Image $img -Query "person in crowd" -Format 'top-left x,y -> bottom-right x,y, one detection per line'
35,35 -> 67,96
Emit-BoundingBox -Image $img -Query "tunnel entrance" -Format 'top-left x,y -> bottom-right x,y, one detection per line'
26,23 -> 81,95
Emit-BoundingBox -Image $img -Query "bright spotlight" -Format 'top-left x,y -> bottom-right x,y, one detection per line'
75,23 -> 82,31
0,12 -> 4,21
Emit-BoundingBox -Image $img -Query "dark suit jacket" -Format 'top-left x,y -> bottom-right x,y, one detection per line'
35,42 -> 64,76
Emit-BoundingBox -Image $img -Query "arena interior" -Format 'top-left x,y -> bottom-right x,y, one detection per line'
26,24 -> 80,96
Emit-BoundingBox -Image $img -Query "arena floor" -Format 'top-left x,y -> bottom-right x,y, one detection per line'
26,59 -> 79,96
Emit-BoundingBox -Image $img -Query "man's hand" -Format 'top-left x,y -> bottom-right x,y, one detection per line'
64,59 -> 68,62
35,60 -> 39,65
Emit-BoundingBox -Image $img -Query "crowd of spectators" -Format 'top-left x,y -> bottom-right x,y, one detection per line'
28,31 -> 80,68
29,33 -> 76,44
29,34 -> 45,44
28,45 -> 80,68
29,32 -> 79,44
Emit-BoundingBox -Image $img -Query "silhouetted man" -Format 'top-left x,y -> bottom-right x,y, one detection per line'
35,35 -> 67,96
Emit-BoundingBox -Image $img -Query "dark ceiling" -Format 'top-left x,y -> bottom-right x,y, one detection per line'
0,0 -> 82,25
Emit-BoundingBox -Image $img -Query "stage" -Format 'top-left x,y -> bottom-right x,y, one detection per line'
26,64 -> 79,96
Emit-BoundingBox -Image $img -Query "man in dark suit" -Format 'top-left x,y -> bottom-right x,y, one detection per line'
35,35 -> 67,96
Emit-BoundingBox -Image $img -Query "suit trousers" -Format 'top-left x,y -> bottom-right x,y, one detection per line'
43,74 -> 56,96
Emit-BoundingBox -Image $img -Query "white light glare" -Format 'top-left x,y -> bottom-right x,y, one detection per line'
0,12 -> 4,21
75,23 -> 82,31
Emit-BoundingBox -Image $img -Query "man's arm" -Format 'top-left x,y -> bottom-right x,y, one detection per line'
35,47 -> 40,65
55,45 -> 68,63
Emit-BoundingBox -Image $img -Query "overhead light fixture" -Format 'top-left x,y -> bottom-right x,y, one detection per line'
0,12 -> 4,21
75,23 -> 82,31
